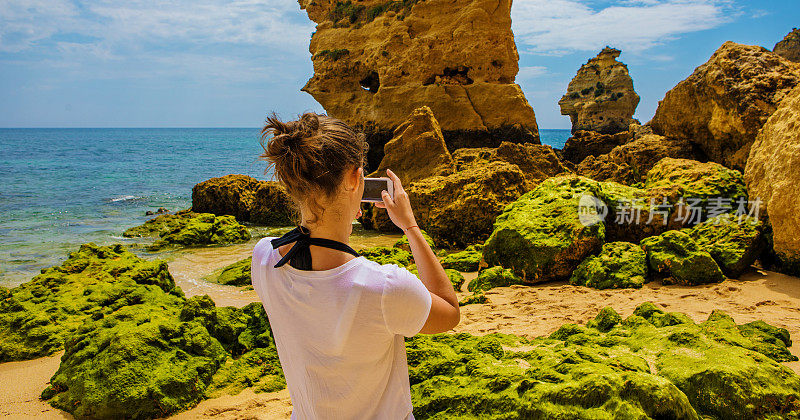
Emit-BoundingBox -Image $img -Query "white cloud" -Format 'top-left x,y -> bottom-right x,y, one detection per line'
512,0 -> 732,54
517,65 -> 548,79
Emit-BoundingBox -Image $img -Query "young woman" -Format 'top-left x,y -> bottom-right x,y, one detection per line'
251,112 -> 460,419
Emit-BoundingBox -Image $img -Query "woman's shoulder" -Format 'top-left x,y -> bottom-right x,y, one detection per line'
253,237 -> 277,262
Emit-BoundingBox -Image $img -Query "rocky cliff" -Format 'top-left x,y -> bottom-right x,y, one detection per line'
774,28 -> 800,62
298,0 -> 539,169
558,47 -> 640,134
744,84 -> 800,275
650,41 -> 800,170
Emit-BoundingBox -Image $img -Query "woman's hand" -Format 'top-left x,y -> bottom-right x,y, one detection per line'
374,169 -> 417,231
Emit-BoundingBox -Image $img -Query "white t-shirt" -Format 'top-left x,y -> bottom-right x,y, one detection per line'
251,237 -> 433,420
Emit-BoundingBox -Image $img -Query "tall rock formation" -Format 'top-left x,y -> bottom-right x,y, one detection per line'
744,84 -> 800,275
298,0 -> 539,169
774,28 -> 800,62
650,41 -> 800,170
559,47 -> 640,134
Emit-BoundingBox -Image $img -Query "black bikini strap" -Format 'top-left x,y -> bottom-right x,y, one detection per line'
270,226 -> 360,270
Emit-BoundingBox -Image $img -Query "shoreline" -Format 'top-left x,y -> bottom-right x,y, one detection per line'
2,238 -> 799,419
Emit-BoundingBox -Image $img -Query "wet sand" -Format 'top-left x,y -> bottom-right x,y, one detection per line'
3,236 -> 799,419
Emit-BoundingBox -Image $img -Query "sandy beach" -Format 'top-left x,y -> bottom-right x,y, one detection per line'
3,238 -> 798,419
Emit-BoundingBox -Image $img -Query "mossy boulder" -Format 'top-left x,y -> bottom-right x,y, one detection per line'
146,213 -> 251,251
122,209 -> 198,237
192,174 -> 296,226
408,265 -> 464,291
0,243 -> 182,362
393,229 -> 434,252
439,249 -> 481,272
686,214 -> 765,278
640,230 -> 725,285
215,257 -> 252,286
360,246 -> 413,267
458,292 -> 487,306
467,266 -> 524,293
482,176 -> 605,283
570,241 -> 648,289
407,304 -> 800,419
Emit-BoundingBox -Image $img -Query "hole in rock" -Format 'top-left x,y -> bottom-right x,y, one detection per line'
422,66 -> 473,86
360,71 -> 380,93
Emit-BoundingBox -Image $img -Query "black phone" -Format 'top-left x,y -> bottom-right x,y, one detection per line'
362,177 -> 394,202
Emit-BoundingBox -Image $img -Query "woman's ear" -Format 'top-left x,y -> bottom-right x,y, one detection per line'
347,166 -> 363,192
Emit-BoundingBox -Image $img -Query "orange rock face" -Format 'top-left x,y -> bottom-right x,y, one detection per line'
650,42 -> 800,170
559,47 -> 640,135
774,28 -> 800,63
298,0 -> 539,166
744,84 -> 800,275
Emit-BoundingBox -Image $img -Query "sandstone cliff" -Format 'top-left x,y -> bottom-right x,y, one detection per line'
558,47 -> 640,134
298,0 -> 539,169
774,28 -> 800,62
650,41 -> 800,170
744,84 -> 800,275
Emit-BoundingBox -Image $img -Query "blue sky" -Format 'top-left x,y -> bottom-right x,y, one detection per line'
1,0 -> 798,129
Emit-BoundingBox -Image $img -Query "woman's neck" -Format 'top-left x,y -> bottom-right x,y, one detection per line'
302,216 -> 351,244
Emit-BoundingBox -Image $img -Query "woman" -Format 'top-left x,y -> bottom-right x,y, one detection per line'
251,112 -> 460,419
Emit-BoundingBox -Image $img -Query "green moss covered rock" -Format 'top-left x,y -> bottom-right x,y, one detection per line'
408,265 -> 464,291
640,230 -> 725,285
644,157 -> 748,213
407,304 -> 800,419
146,213 -> 251,251
0,243 -> 182,362
122,209 -> 198,237
360,246 -> 413,266
393,229 -> 434,252
467,266 -> 524,293
439,249 -> 482,272
192,174 -> 296,226
482,176 -> 605,282
686,214 -> 765,278
215,257 -> 252,286
570,241 -> 648,289
458,292 -> 487,306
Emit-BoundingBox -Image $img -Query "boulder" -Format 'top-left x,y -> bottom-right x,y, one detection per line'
360,246 -> 413,267
687,214 -> 765,278
774,28 -> 800,62
576,124 -> 699,184
299,0 -> 540,168
640,230 -> 725,285
744,84 -> 800,275
559,47 -> 640,134
650,41 -> 800,170
570,241 -> 648,289
146,213 -> 251,251
407,160 -> 529,248
408,304 -> 800,419
123,209 -> 198,237
561,130 -> 629,164
392,229 -> 434,252
482,176 -> 605,283
215,257 -> 253,286
372,106 -> 454,184
192,174 -> 295,226
453,141 -> 570,189
440,249 -> 482,272
466,266 -> 523,292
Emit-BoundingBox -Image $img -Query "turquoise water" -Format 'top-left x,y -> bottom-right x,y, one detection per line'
0,128 -> 570,287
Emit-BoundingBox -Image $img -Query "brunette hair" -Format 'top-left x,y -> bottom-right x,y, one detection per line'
259,112 -> 368,223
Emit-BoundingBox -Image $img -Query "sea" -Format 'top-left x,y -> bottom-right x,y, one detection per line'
0,128 -> 570,287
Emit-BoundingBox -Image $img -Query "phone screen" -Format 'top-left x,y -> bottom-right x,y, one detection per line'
362,178 -> 389,202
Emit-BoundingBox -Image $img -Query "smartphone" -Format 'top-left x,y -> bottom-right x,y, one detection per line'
362,177 -> 394,202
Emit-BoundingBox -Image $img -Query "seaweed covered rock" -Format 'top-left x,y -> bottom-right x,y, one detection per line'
640,230 -> 725,285
440,249 -> 482,272
458,291 -> 487,306
372,106 -> 454,184
147,213 -> 251,251
123,209 -> 198,237
774,28 -> 800,63
393,229 -> 434,252
467,266 -> 523,293
0,243 -> 181,362
570,241 -> 648,289
407,304 -> 800,419
482,176 -> 605,282
192,174 -> 295,226
650,41 -> 800,170
360,246 -> 413,267
559,47 -> 640,134
644,157 -> 748,212
406,161 -> 528,248
687,214 -> 765,278
215,257 -> 252,286
561,130 -> 629,164
745,84 -> 800,275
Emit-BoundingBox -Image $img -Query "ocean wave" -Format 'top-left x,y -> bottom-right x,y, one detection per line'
109,195 -> 141,202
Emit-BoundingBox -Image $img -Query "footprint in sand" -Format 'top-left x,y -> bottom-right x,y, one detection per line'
755,300 -> 778,307
679,294 -> 698,299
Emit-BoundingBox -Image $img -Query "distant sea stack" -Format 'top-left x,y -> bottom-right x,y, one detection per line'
774,28 -> 800,62
649,41 -> 800,170
297,0 -> 540,169
558,47 -> 640,135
